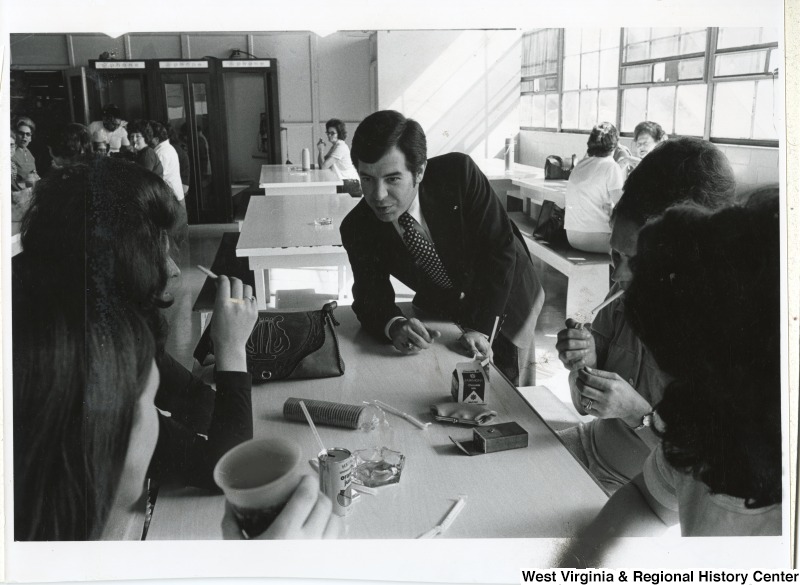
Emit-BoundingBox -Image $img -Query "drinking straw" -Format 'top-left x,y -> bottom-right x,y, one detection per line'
298,400 -> 327,454
373,399 -> 430,430
480,316 -> 501,367
197,265 -> 218,279
418,495 -> 468,538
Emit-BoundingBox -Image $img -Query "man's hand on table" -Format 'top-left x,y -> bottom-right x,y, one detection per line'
389,317 -> 441,354
459,329 -> 493,362
222,475 -> 341,540
574,367 -> 651,427
556,318 -> 597,371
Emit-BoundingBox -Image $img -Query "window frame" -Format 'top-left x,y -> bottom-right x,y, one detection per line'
518,26 -> 780,148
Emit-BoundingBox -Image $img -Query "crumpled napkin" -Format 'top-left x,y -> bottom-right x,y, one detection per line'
430,402 -> 498,426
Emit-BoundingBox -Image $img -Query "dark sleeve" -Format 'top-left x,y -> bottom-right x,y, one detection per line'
340,210 -> 404,340
138,148 -> 164,177
148,371 -> 253,490
459,156 -> 519,336
154,352 -> 216,432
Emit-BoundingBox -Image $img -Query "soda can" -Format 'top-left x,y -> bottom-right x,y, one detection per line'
318,448 -> 353,516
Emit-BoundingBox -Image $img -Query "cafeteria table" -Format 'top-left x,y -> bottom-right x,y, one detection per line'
236,193 -> 360,309
146,305 -> 609,540
512,175 -> 568,211
258,164 -> 342,195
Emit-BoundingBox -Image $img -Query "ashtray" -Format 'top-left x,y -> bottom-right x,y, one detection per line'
314,217 -> 333,226
353,447 -> 405,487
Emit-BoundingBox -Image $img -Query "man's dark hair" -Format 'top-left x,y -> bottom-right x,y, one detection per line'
614,137 -> 736,226
586,122 -> 619,157
633,121 -> 666,143
326,118 -> 348,141
351,110 -> 427,174
102,103 -> 122,119
150,121 -> 170,143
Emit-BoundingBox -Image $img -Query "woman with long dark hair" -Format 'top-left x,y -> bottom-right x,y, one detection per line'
14,158 -> 338,540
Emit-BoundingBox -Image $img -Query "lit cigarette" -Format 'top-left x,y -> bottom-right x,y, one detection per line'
197,265 -> 218,279
373,400 -> 430,430
574,290 -> 625,330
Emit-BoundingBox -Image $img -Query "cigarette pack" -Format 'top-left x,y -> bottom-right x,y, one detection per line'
449,421 -> 528,456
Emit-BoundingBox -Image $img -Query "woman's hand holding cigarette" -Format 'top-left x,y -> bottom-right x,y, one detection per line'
210,275 -> 258,372
459,330 -> 493,362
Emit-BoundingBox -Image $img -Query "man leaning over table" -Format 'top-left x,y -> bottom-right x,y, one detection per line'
340,110 -> 544,386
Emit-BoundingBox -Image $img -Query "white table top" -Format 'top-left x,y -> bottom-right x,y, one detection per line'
475,158 -> 544,181
258,164 -> 342,190
236,194 -> 360,258
512,175 -> 568,208
146,306 -> 608,541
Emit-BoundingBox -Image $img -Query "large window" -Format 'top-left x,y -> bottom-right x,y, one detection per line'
520,29 -> 560,129
711,27 -> 780,141
520,27 -> 780,146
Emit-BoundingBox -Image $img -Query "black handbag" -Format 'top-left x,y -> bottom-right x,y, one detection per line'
532,200 -> 568,246
193,301 -> 345,383
544,155 -> 573,180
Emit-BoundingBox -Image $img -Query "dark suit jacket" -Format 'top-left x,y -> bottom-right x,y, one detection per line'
340,152 -> 544,349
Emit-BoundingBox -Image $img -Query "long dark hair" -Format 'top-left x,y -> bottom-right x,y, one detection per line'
20,157 -> 178,350
625,190 -> 781,507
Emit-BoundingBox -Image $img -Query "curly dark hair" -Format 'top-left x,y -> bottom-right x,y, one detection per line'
49,122 -> 91,161
127,119 -> 154,143
586,122 -> 618,157
351,110 -> 427,175
625,189 -> 781,507
614,137 -> 736,226
633,121 -> 666,143
325,118 -> 347,140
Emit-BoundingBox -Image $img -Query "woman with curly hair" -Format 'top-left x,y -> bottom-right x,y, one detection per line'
560,188 -> 781,565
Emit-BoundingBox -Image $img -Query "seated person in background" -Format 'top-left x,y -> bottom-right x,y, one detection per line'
11,116 -> 38,191
10,130 -> 19,191
555,137 -> 736,494
559,190 -> 781,566
617,121 -> 668,174
48,122 -> 91,170
564,122 -> 625,254
92,130 -> 111,156
341,110 -> 544,386
88,103 -> 130,154
317,118 -> 362,196
124,119 -> 164,177
14,158 -> 339,539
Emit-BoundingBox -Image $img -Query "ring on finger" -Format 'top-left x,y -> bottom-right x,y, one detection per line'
228,298 -> 246,305
583,399 -> 594,411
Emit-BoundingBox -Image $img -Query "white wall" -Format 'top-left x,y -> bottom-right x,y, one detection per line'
519,129 -> 779,194
376,29 -> 521,160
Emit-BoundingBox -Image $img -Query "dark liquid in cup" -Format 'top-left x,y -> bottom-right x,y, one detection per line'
233,503 -> 287,539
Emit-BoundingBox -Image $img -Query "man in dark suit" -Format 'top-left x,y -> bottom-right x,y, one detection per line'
340,110 -> 544,385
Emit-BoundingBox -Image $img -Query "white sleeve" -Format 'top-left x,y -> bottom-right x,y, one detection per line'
642,445 -> 680,513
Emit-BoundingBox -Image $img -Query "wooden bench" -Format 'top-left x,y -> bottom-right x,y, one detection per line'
508,211 -> 610,320
192,232 -> 255,331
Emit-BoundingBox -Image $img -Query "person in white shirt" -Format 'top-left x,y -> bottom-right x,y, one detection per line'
87,104 -> 130,154
150,121 -> 188,249
317,118 -> 361,196
564,122 -> 625,253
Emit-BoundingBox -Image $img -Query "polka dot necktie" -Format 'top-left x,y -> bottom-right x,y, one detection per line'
398,212 -> 454,289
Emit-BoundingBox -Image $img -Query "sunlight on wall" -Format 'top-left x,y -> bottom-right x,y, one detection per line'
378,30 -> 521,159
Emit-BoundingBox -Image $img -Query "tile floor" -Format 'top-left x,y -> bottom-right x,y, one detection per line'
162,223 -> 579,413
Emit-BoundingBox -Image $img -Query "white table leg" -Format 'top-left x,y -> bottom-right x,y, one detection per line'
253,267 -> 269,310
